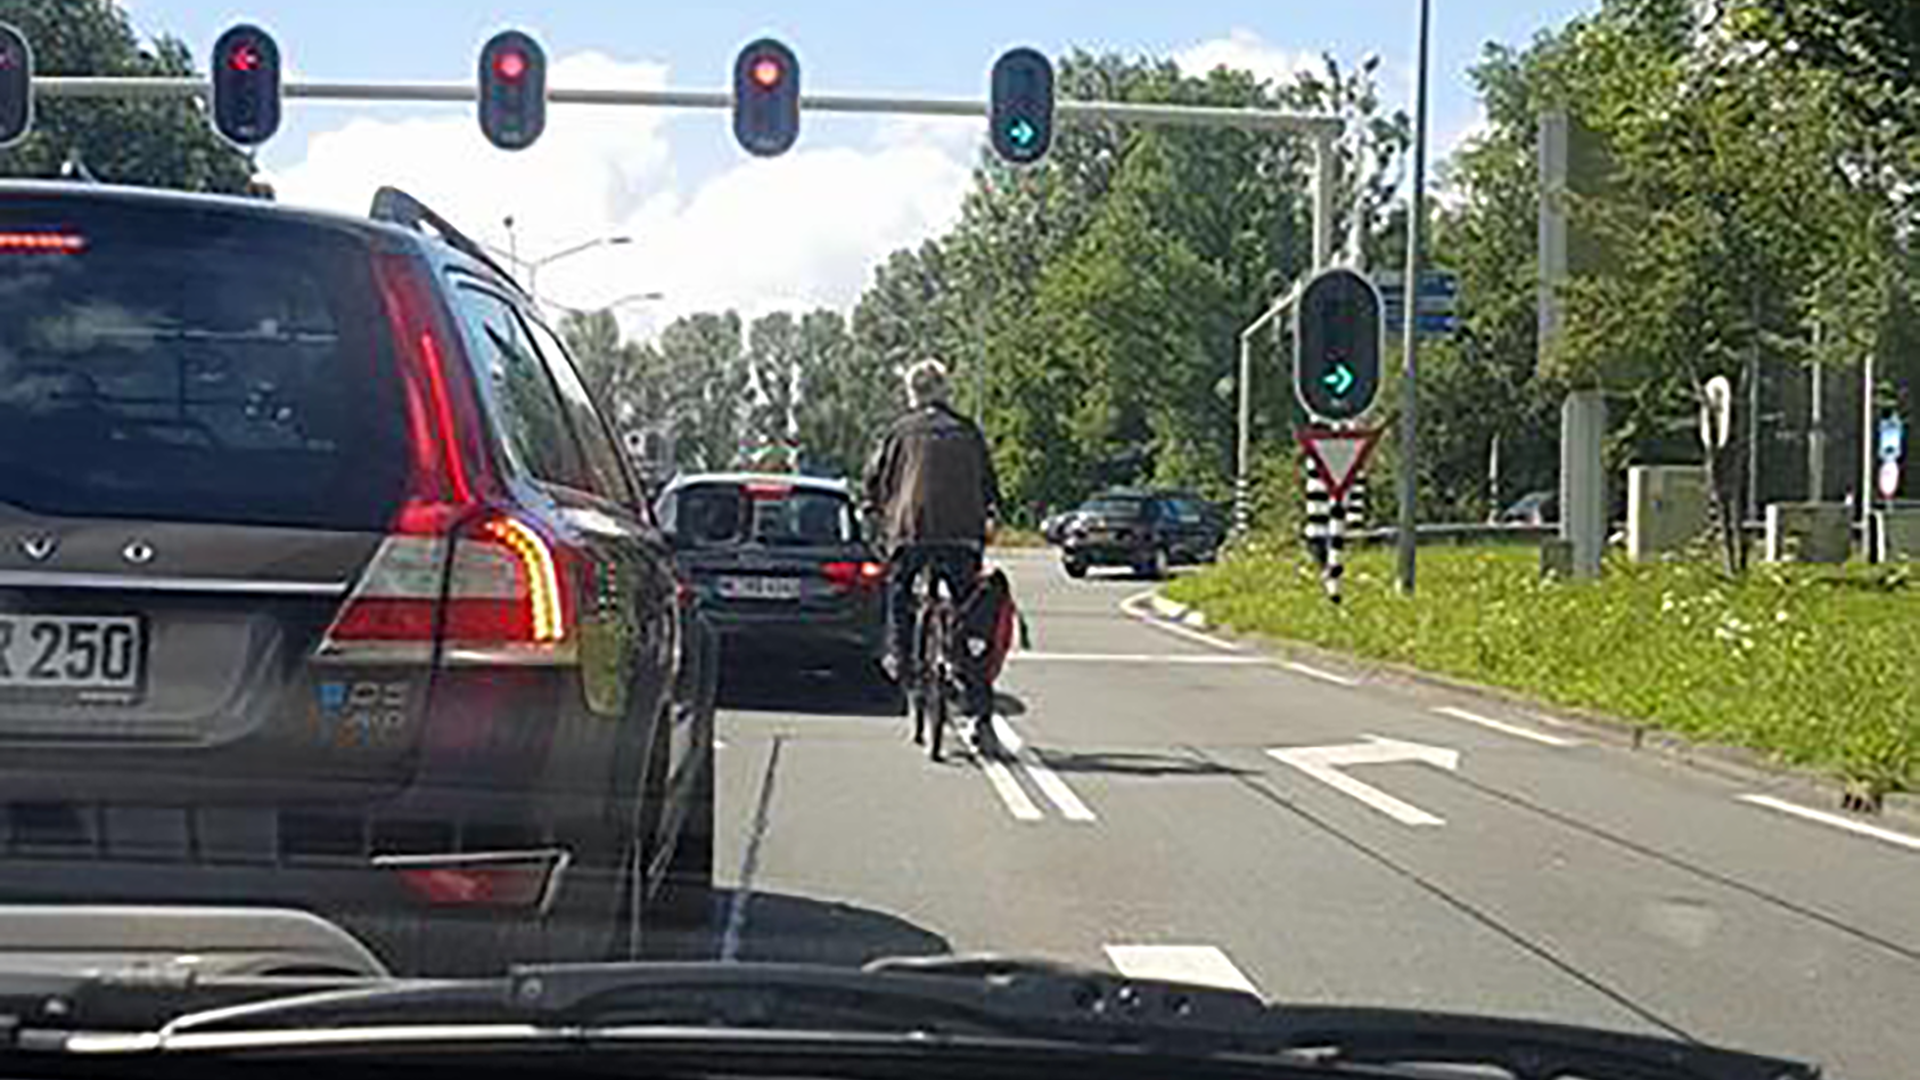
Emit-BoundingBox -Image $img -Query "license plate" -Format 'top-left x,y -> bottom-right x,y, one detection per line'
716,575 -> 802,601
0,615 -> 144,694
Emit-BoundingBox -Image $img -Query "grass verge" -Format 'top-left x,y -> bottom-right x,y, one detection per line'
1164,540 -> 1920,793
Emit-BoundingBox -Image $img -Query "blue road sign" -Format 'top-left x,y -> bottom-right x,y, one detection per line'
1378,270 -> 1459,336
1878,415 -> 1905,464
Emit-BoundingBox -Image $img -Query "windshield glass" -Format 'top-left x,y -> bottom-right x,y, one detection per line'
0,4 -> 1911,1079
1082,497 -> 1148,518
669,483 -> 854,547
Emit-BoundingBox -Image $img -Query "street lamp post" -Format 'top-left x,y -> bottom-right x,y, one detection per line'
525,234 -> 632,300
1395,0 -> 1433,594
545,290 -> 667,318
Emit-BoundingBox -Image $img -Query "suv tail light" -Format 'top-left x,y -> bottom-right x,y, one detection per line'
822,560 -> 886,591
317,251 -> 575,664
321,512 -> 577,663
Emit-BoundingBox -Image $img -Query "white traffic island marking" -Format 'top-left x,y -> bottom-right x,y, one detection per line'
1739,795 -> 1920,854
1104,944 -> 1261,996
1268,736 -> 1461,827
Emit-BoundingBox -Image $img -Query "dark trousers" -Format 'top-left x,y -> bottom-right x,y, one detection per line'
887,542 -> 982,682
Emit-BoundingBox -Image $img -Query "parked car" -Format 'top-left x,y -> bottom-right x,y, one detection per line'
0,181 -> 716,976
657,473 -> 887,678
1061,490 -> 1223,579
1498,489 -> 1559,525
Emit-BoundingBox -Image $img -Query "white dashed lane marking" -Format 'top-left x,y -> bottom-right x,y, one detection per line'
1739,795 -> 1920,854
1432,706 -> 1581,747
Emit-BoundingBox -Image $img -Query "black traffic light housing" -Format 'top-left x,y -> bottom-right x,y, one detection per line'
733,38 -> 800,156
0,23 -> 32,149
211,24 -> 281,147
989,47 -> 1053,165
1295,268 -> 1384,422
479,30 -> 546,151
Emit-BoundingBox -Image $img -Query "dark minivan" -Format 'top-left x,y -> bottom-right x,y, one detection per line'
0,182 -> 715,975
658,473 -> 887,677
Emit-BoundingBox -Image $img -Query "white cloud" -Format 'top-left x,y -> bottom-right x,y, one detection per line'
1174,28 -> 1320,87
268,50 -> 973,335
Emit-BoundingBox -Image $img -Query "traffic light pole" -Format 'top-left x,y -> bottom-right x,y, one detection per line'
34,76 -> 1343,140
1234,288 -> 1299,534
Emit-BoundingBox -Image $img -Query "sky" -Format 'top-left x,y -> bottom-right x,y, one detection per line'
119,0 -> 1596,334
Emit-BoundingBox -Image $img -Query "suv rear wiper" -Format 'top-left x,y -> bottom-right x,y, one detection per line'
5,956 -> 1817,1080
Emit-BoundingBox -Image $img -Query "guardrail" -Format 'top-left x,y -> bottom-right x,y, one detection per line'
1343,522 -> 1557,546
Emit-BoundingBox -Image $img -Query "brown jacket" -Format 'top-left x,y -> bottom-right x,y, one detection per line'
863,403 -> 1000,549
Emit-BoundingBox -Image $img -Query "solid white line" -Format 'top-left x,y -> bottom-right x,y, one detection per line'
1433,706 -> 1580,747
980,758 -> 1044,822
1021,754 -> 1097,822
1120,592 -> 1244,652
1283,661 -> 1357,686
1738,795 -> 1920,854
1008,652 -> 1264,665
989,715 -> 1025,754
983,717 -> 1094,822
1104,945 -> 1260,995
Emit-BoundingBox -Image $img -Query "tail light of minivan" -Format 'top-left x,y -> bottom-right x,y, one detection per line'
316,252 -> 576,664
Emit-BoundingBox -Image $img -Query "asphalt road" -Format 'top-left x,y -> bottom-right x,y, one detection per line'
709,548 -> 1920,1080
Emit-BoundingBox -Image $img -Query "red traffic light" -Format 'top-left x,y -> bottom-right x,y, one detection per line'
227,42 -> 260,72
750,56 -> 783,88
493,49 -> 528,82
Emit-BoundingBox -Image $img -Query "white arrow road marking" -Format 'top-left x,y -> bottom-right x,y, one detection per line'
1104,945 -> 1260,996
1268,736 -> 1461,827
1433,706 -> 1580,747
1739,795 -> 1920,854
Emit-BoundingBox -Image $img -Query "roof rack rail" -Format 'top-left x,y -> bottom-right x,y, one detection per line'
368,186 -> 524,295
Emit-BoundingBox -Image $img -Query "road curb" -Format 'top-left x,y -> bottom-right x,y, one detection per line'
1168,595 -> 1920,832
1146,594 -> 1213,629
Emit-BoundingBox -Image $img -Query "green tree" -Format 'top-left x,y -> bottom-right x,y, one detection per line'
0,0 -> 253,191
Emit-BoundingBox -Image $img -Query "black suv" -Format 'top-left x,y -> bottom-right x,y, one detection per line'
1061,489 -> 1224,579
0,182 -> 716,975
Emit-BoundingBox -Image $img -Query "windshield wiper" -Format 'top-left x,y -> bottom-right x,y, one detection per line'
2,956 -> 1817,1080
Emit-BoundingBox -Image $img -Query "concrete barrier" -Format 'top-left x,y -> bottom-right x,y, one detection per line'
1626,466 -> 1710,561
1764,503 -> 1851,564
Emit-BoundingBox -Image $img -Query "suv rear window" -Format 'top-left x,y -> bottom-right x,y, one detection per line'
0,198 -> 408,530
665,483 -> 853,547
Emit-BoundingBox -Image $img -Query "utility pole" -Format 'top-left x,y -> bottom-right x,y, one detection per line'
1395,0 -> 1432,593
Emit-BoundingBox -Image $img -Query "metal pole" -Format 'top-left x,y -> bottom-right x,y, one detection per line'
1862,349 -> 1877,558
1235,329 -> 1255,534
1313,135 -> 1336,272
973,306 -> 987,427
1395,0 -> 1432,595
1809,338 -> 1826,503
37,76 -> 1342,137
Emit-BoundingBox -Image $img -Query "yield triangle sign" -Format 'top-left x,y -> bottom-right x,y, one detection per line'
1297,426 -> 1383,503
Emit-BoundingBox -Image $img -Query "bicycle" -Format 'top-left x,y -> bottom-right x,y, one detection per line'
905,561 -> 999,764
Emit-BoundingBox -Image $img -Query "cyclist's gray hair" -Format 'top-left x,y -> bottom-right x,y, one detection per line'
905,358 -> 951,407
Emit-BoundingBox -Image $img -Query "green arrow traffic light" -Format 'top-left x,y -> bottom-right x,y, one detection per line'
1008,118 -> 1036,147
1323,361 -> 1355,396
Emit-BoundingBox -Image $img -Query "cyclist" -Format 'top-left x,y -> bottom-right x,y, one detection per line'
862,359 -> 1000,724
